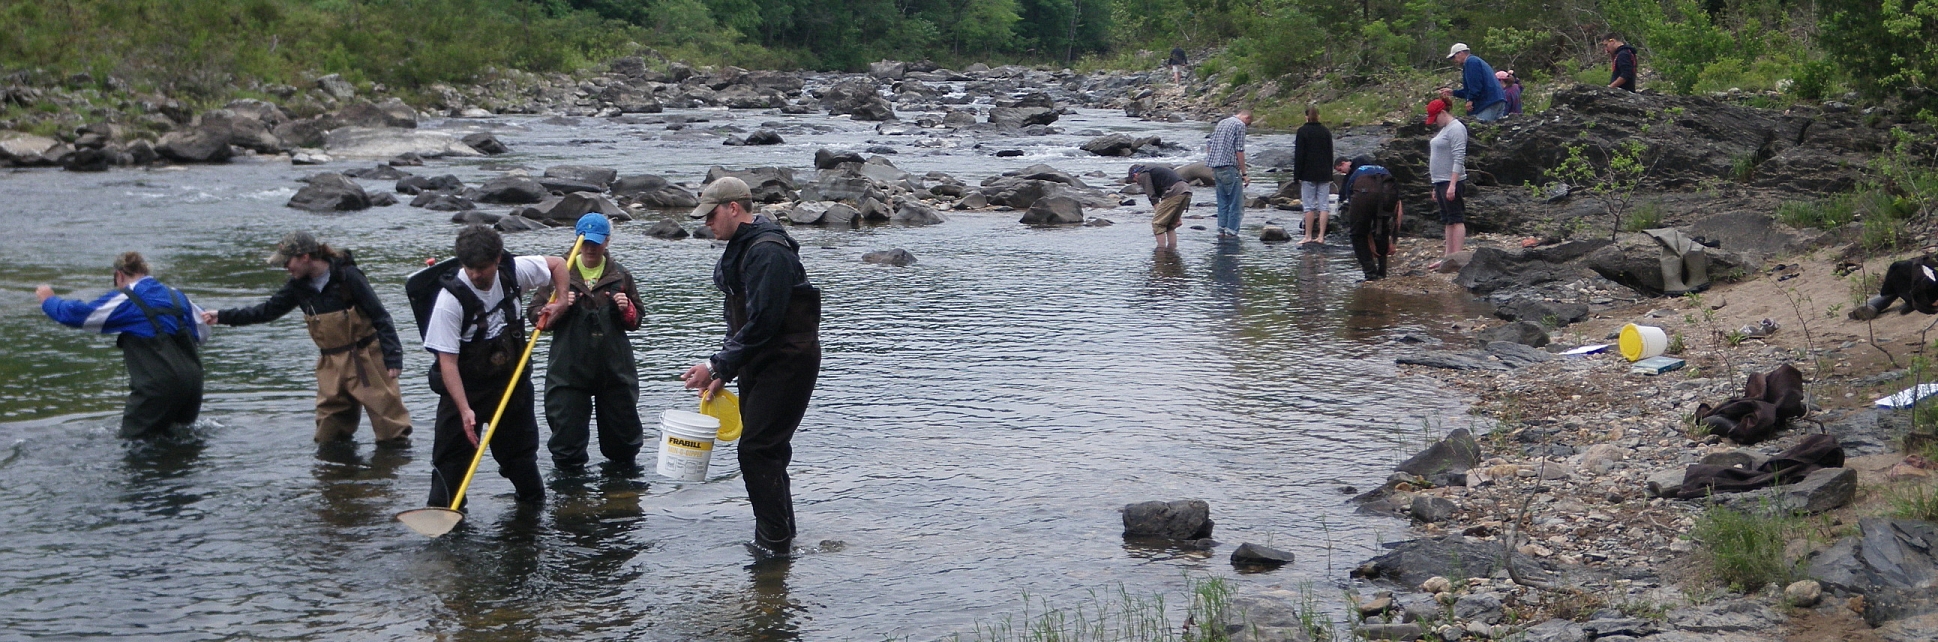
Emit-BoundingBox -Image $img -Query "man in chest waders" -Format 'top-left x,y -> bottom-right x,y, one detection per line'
421,225 -> 572,509
203,232 -> 413,446
37,252 -> 209,439
527,214 -> 645,477
681,177 -> 823,559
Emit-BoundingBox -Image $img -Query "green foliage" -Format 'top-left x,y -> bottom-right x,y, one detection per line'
1887,483 -> 1938,521
1776,199 -> 1854,230
951,576 -> 1246,641
1691,505 -> 1807,593
1553,139 -> 1654,239
1623,199 -> 1663,231
1823,0 -> 1938,111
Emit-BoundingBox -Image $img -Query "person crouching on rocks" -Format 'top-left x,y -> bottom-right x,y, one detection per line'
203,232 -> 414,447
1129,164 -> 1190,249
527,214 -> 645,478
37,252 -> 209,439
422,225 -> 572,509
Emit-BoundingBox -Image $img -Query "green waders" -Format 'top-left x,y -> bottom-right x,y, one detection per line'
117,288 -> 205,439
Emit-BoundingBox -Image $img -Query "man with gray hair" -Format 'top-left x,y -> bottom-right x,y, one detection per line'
681,177 -> 823,560
1205,109 -> 1252,237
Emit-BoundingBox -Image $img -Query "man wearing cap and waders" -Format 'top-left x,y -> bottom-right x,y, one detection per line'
202,232 -> 413,447
37,252 -> 209,439
527,214 -> 645,478
419,225 -> 572,509
1129,164 -> 1189,249
680,177 -> 822,559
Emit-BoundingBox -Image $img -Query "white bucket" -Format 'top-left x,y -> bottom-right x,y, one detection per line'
657,409 -> 721,482
1619,323 -> 1670,362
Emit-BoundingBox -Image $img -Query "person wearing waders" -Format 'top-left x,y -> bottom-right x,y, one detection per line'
36,252 -> 208,439
202,232 -> 413,446
1339,156 -> 1404,281
422,225 -> 572,509
681,177 -> 822,559
526,214 -> 645,477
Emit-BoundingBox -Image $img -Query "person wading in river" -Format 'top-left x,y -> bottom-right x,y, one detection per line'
203,232 -> 413,447
1206,109 -> 1251,238
421,225 -> 571,509
1129,164 -> 1190,249
1291,104 -> 1335,244
1340,156 -> 1404,281
37,252 -> 209,439
681,177 -> 823,559
527,214 -> 645,477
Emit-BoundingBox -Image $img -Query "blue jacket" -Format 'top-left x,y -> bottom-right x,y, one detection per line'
1452,55 -> 1506,113
42,276 -> 209,342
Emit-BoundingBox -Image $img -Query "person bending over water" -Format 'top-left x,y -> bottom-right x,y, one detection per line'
37,252 -> 208,439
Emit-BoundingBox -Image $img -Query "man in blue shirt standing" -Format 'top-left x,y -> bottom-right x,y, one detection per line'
1440,43 -> 1508,123
37,252 -> 209,439
1205,109 -> 1252,238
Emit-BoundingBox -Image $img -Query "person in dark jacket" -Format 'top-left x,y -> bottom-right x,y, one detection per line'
1291,105 -> 1335,244
38,252 -> 208,439
526,214 -> 645,476
1129,164 -> 1191,249
1340,157 -> 1404,281
1850,255 -> 1938,319
1168,47 -> 1187,83
204,232 -> 413,446
1606,35 -> 1638,92
682,177 -> 822,560
1497,70 -> 1523,115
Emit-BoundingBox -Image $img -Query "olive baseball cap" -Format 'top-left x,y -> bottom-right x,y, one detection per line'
689,177 -> 753,219
267,231 -> 320,267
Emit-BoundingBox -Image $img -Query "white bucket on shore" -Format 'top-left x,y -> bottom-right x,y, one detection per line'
657,410 -> 721,482
1619,323 -> 1670,361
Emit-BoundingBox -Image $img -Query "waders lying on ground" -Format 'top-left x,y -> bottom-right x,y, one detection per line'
396,236 -> 583,538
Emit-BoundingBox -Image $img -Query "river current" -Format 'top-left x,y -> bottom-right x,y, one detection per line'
0,103 -> 1487,640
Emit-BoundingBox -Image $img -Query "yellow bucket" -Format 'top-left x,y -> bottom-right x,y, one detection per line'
1618,323 -> 1669,362
700,389 -> 743,443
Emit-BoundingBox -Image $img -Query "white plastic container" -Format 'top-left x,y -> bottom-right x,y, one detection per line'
657,409 -> 721,482
1619,323 -> 1670,362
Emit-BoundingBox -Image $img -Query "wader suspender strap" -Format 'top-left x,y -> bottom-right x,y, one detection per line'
312,264 -> 381,387
119,286 -> 190,338
444,255 -> 521,344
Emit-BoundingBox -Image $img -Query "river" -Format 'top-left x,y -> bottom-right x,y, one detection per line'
0,102 -> 1488,640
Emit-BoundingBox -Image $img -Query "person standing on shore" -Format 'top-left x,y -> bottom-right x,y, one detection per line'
1340,156 -> 1403,281
1206,109 -> 1251,238
1498,70 -> 1523,116
527,214 -> 645,478
202,232 -> 413,447
1291,105 -> 1335,245
420,225 -> 572,510
1439,43 -> 1507,123
682,177 -> 823,559
37,252 -> 208,439
1129,164 -> 1190,249
1168,47 -> 1188,83
1606,34 -> 1639,92
1426,99 -> 1470,271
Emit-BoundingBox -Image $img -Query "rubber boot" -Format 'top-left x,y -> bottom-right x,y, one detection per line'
1851,295 -> 1894,321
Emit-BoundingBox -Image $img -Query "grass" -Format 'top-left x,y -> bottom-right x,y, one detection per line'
1887,482 -> 1938,521
1775,198 -> 1853,231
1623,200 -> 1664,232
1689,504 -> 1808,593
948,576 -> 1276,642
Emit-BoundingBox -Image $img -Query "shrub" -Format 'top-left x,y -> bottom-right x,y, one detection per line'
1888,483 -> 1938,522
1690,504 -> 1806,592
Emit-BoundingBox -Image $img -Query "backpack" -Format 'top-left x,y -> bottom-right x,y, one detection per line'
404,252 -> 518,342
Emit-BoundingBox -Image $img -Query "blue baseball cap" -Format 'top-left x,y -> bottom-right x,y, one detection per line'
574,213 -> 610,245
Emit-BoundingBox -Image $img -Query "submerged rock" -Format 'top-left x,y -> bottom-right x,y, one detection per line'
1230,542 -> 1295,569
861,249 -> 916,266
286,173 -> 371,211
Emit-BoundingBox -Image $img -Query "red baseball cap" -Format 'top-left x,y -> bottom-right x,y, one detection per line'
1426,99 -> 1448,125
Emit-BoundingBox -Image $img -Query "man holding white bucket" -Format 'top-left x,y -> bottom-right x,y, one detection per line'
681,177 -> 823,559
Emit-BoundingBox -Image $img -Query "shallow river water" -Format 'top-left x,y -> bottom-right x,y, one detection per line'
0,102 -> 1489,640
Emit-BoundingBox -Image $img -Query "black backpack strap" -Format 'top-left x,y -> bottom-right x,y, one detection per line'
439,252 -> 523,342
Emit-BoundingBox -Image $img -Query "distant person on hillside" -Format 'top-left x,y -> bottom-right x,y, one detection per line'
1205,109 -> 1252,238
1439,43 -> 1507,122
1291,104 -> 1335,245
1341,156 -> 1402,281
1168,47 -> 1188,83
1606,35 -> 1638,92
1426,99 -> 1469,271
1498,70 -> 1523,115
1129,164 -> 1190,249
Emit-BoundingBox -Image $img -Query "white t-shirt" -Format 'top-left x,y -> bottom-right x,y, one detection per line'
422,256 -> 551,354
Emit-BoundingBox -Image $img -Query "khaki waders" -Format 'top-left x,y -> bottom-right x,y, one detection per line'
307,307 -> 412,443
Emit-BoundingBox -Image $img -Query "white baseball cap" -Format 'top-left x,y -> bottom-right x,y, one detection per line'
1447,43 -> 1471,58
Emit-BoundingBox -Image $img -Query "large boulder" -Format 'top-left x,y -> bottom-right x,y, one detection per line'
1020,196 -> 1084,225
988,106 -> 1058,127
156,120 -> 236,163
191,109 -> 284,153
705,166 -> 797,203
814,148 -> 867,169
869,60 -> 908,80
272,117 -> 335,149
1452,240 -> 1608,294
613,174 -> 700,209
512,193 -> 626,223
1809,518 -> 1938,626
0,132 -> 60,165
1080,133 -> 1161,156
335,98 -> 418,129
287,173 -> 371,211
1122,499 -> 1213,539
1353,535 -> 1551,588
475,175 -> 549,204
820,78 -> 896,121
461,132 -> 510,155
891,202 -> 946,225
543,165 -> 618,189
1394,428 -> 1481,487
396,174 -> 464,195
326,127 -> 483,158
